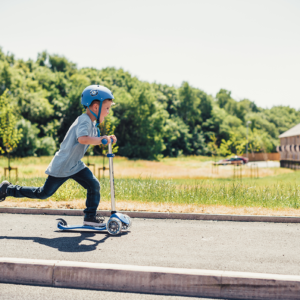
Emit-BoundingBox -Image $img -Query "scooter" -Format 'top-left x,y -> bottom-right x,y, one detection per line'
57,138 -> 132,236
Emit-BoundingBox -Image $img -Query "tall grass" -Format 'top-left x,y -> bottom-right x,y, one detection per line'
4,177 -> 300,210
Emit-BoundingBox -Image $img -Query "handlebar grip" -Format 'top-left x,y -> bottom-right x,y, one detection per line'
101,138 -> 114,145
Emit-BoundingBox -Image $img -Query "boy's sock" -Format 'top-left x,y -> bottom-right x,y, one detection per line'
0,180 -> 11,202
83,214 -> 105,226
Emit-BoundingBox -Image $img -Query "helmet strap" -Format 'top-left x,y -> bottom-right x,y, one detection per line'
97,102 -> 102,126
88,102 -> 102,137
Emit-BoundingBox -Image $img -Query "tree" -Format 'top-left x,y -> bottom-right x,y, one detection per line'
162,116 -> 192,157
113,85 -> 168,160
199,95 -> 213,122
0,47 -> 296,160
36,51 -> 48,67
36,136 -> 57,156
178,82 -> 202,129
207,134 -> 218,160
218,139 -> 232,157
226,130 -> 247,155
0,90 -> 23,177
95,113 -> 119,156
216,89 -> 231,109
0,61 -> 12,94
49,54 -> 76,75
13,118 -> 40,157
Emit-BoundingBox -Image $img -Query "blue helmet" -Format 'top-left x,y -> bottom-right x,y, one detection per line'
81,85 -> 114,108
81,85 -> 114,136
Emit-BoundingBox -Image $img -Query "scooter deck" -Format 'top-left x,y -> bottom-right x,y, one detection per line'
57,223 -> 107,231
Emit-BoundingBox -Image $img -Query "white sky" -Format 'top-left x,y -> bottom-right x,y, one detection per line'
1,0 -> 299,109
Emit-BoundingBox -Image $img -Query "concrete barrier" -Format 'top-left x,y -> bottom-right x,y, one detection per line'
1,207 -> 300,223
0,258 -> 55,286
1,258 -> 300,299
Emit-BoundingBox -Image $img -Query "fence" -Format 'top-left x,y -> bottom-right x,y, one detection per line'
4,167 -> 18,180
280,160 -> 300,170
232,164 -> 259,180
242,153 -> 280,162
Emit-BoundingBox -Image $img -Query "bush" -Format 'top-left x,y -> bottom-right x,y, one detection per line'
36,136 -> 57,156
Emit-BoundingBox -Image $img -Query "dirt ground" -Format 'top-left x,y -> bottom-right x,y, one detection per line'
0,156 -> 292,179
2,199 -> 300,217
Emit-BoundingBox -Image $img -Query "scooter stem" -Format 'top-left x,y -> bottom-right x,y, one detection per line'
108,142 -> 116,213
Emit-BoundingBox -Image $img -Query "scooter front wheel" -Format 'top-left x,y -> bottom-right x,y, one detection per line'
107,217 -> 122,235
122,215 -> 132,231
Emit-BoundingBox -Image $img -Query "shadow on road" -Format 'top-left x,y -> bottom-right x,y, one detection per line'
0,231 -> 127,253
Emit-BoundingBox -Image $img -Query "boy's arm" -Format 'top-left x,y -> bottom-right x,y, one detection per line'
78,135 -> 110,145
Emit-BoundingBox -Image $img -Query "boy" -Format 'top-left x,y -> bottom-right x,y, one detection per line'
0,85 -> 116,226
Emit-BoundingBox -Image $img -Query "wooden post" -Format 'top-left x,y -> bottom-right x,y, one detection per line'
4,167 -> 18,181
98,166 -> 107,180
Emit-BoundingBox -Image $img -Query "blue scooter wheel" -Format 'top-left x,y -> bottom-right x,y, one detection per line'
107,217 -> 122,235
121,215 -> 132,231
56,218 -> 68,226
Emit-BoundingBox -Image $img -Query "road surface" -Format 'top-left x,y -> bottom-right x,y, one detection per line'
1,283 -> 222,300
0,213 -> 299,275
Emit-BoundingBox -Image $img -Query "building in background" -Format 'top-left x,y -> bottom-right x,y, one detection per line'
277,123 -> 300,169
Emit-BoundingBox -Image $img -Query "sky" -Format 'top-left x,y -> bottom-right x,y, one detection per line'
1,0 -> 299,109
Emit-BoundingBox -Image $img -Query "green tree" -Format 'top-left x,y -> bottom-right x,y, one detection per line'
199,95 -> 213,122
95,113 -> 119,156
0,90 -> 23,176
36,51 -> 48,67
113,85 -> 167,160
162,116 -> 192,157
218,139 -> 232,157
207,134 -> 218,159
178,82 -> 202,129
13,118 -> 40,157
216,89 -> 231,109
36,136 -> 57,156
49,54 -> 76,75
0,61 -> 12,94
1,47 -> 296,160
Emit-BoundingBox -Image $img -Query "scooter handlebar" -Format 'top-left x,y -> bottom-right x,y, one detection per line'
101,137 -> 114,145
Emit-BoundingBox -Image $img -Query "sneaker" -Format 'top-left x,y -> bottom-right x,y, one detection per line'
0,180 -> 11,202
83,214 -> 105,227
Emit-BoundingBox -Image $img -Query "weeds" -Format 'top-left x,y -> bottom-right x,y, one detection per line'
4,176 -> 300,210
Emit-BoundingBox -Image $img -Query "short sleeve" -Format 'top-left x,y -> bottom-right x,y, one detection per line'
76,116 -> 92,139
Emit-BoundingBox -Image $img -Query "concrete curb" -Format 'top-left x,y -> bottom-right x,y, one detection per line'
1,207 -> 300,223
1,257 -> 300,299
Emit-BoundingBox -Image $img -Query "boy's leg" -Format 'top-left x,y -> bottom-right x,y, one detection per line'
5,176 -> 69,200
71,167 -> 100,218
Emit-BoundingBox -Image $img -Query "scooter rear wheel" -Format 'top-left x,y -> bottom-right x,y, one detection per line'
56,218 -> 68,226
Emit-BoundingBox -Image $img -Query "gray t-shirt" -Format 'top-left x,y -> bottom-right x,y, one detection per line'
45,114 -> 98,177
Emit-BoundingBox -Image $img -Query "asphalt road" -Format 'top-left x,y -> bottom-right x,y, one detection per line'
1,283 -> 222,300
0,213 -> 300,275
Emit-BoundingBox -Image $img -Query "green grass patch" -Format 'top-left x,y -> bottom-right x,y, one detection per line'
4,176 -> 300,210
0,156 -> 52,168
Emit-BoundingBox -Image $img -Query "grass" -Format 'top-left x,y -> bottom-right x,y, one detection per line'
171,170 -> 300,186
3,173 -> 300,210
1,155 -> 299,215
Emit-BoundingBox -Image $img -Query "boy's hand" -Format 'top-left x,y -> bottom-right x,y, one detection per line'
109,135 -> 117,144
100,135 -> 111,144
